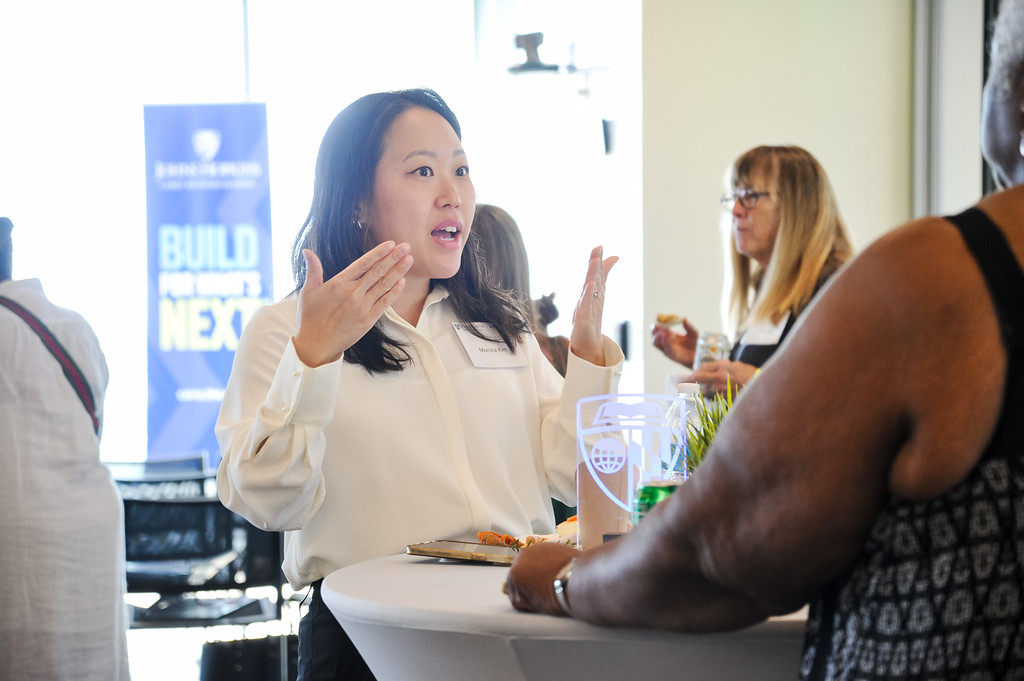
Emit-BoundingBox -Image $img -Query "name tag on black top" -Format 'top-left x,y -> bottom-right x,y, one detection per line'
740,313 -> 789,346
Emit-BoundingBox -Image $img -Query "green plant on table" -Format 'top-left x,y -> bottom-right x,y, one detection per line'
685,378 -> 734,474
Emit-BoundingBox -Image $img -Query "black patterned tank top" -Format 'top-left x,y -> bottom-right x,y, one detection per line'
799,207 -> 1024,680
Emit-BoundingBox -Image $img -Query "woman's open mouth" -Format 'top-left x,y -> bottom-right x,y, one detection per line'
432,225 -> 460,242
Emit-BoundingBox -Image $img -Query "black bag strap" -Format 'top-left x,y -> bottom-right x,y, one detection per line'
0,295 -> 99,435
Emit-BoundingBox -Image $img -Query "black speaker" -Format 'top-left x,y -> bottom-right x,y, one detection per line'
200,634 -> 298,681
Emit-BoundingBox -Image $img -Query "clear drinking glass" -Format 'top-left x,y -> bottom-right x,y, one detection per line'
694,332 -> 731,368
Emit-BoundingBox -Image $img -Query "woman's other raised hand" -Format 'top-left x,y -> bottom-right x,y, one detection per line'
569,245 -> 618,366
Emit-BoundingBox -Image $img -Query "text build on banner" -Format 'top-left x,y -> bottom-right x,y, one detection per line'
144,103 -> 273,468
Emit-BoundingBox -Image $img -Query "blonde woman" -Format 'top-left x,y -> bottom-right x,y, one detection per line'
652,145 -> 853,396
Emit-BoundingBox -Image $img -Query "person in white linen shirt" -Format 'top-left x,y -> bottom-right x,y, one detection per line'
0,217 -> 131,681
216,88 -> 623,681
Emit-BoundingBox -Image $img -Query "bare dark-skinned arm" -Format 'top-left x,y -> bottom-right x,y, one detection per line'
508,217 -> 1008,632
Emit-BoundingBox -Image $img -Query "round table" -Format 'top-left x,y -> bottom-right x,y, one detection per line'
321,553 -> 807,681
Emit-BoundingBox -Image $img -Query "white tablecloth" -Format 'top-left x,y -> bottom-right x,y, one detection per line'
321,553 -> 807,681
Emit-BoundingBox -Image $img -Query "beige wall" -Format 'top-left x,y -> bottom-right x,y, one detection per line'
642,0 -> 915,392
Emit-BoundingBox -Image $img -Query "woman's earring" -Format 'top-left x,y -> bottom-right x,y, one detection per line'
1019,131 -> 1024,159
357,220 -> 365,230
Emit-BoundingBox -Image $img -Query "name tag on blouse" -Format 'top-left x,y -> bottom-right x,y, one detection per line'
453,322 -> 530,368
741,313 -> 790,346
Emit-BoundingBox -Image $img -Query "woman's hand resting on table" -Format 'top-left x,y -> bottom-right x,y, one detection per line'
651,319 -> 699,368
683,359 -> 759,399
292,242 -> 413,367
506,541 -> 583,617
570,246 -> 618,366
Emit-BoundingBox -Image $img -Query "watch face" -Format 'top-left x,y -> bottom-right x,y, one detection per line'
553,558 -> 576,615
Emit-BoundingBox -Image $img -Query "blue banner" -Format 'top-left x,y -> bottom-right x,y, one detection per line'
144,103 -> 273,468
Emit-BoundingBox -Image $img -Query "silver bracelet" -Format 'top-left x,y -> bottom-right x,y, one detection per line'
552,557 -> 577,617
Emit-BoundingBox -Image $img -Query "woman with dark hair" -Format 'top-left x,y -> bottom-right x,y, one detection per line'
216,88 -> 622,680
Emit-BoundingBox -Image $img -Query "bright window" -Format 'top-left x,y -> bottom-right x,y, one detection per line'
0,0 -> 641,462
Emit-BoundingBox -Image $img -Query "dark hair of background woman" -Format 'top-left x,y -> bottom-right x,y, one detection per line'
290,88 -> 529,374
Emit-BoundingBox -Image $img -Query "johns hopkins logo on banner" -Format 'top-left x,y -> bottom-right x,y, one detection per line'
144,103 -> 273,467
191,129 -> 222,162
577,393 -> 684,512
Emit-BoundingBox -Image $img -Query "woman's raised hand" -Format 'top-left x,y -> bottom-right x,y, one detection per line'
292,242 -> 413,367
569,245 -> 618,366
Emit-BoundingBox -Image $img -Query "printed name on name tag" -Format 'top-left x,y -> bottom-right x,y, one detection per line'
453,322 -> 530,368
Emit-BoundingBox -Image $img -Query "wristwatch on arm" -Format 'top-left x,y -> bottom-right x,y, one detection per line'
552,557 -> 577,617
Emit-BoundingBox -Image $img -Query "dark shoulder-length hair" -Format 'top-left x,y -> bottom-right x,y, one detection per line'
291,88 -> 529,374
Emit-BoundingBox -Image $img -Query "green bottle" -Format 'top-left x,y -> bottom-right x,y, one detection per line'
632,480 -> 681,526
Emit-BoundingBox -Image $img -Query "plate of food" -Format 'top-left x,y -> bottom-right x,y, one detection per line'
406,517 -> 579,565
406,540 -> 519,565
